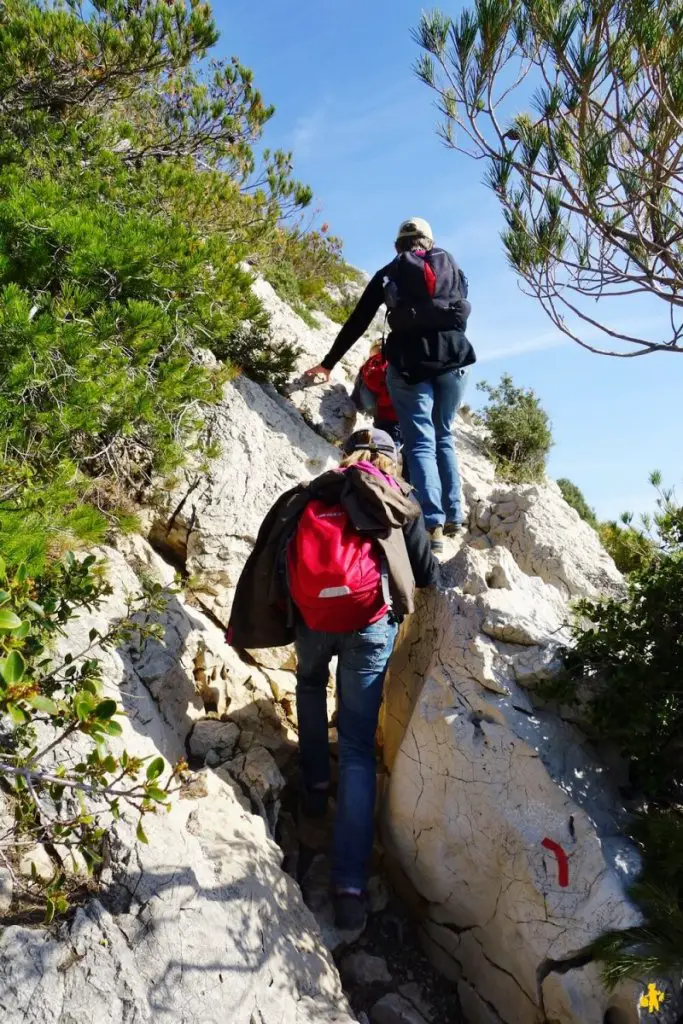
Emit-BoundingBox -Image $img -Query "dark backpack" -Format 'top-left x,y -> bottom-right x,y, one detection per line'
383,248 -> 470,333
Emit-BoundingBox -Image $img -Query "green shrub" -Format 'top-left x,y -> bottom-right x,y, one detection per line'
557,478 -> 598,528
0,554 -> 182,920
592,812 -> 683,987
0,0 -> 330,922
550,484 -> 683,980
261,225 -> 361,324
0,0 -> 311,570
598,516 -> 656,575
477,374 -> 553,482
556,477 -> 657,574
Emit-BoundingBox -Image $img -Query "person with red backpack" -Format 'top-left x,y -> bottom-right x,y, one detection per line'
351,342 -> 410,483
305,217 -> 476,553
227,428 -> 436,931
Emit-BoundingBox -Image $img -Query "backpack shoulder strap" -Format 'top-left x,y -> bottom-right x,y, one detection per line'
441,249 -> 468,299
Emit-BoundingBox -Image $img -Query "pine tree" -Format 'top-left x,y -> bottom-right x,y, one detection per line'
0,1 -> 312,569
414,1 -> 683,357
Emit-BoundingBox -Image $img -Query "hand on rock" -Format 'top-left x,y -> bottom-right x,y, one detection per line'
303,365 -> 331,383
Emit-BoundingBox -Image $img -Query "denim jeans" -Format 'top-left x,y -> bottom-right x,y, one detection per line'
294,612 -> 399,891
387,366 -> 467,529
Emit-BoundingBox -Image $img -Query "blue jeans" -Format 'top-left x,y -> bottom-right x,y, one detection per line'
387,366 -> 467,529
295,613 -> 399,891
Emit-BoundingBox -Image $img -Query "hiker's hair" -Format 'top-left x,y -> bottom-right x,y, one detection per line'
340,449 -> 397,476
395,234 -> 434,253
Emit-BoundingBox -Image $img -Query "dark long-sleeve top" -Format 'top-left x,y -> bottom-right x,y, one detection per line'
321,262 -> 476,384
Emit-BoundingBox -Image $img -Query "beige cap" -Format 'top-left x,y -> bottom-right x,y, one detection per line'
396,216 -> 433,241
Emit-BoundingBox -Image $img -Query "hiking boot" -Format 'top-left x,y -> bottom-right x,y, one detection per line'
334,891 -> 367,932
444,521 -> 464,538
299,786 -> 328,820
429,525 -> 444,553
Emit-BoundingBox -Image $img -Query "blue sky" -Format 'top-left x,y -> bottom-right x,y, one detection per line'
217,0 -> 682,520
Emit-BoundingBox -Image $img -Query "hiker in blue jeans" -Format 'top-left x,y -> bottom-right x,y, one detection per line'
227,428 -> 436,932
305,216 -> 476,553
295,613 -> 398,921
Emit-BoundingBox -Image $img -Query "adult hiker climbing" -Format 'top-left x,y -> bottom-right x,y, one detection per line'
305,217 -> 476,553
227,428 -> 437,932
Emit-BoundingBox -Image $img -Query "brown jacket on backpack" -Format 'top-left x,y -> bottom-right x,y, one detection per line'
227,466 -> 435,650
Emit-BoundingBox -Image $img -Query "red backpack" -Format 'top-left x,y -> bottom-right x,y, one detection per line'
287,498 -> 389,633
359,352 -> 398,423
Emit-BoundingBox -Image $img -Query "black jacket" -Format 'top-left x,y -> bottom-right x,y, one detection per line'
321,258 -> 476,384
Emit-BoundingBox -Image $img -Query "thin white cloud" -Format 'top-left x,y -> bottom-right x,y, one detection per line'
474,310 -> 666,363
291,108 -> 327,160
476,331 -> 568,363
289,90 -> 413,164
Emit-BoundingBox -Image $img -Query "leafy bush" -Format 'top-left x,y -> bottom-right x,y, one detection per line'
560,494 -> 681,803
261,225 -> 362,325
556,478 -> 657,574
550,485 -> 683,980
477,374 -> 553,482
0,0 -> 312,570
592,812 -> 683,987
598,517 -> 656,576
0,554 -> 184,920
0,0 -> 324,915
557,478 -> 598,528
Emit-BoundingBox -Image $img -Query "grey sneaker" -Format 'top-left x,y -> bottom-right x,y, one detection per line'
429,525 -> 444,553
444,521 -> 464,538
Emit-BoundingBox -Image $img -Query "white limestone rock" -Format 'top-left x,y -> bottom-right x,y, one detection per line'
0,544 -> 354,1024
484,484 -> 624,599
187,718 -> 240,762
149,373 -> 339,625
19,844 -> 55,883
224,744 -> 286,803
382,567 -> 641,1024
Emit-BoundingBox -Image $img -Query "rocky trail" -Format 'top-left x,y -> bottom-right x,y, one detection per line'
1,274 -> 680,1024
275,705 -> 466,1024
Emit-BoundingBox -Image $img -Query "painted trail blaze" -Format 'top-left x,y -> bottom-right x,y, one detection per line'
541,837 -> 569,887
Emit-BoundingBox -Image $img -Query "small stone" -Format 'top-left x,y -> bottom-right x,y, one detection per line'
229,745 -> 285,802
188,719 -> 240,762
0,863 -> 12,914
262,667 -> 297,701
19,844 -> 55,882
54,845 -> 88,876
398,983 -> 434,1022
371,994 -> 429,1024
367,874 -> 389,913
341,951 -> 392,987
245,645 -> 297,673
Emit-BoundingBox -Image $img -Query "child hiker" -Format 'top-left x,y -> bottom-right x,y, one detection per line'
351,343 -> 410,483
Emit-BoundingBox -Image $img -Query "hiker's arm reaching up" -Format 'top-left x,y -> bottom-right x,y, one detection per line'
304,272 -> 384,380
